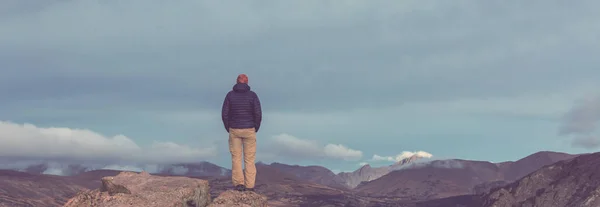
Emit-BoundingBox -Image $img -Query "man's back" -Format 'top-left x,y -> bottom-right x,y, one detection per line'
222,80 -> 262,132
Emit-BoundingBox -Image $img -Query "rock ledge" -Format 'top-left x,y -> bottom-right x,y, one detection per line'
64,171 -> 211,207
63,171 -> 269,207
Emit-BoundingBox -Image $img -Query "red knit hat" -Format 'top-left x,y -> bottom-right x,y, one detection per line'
237,74 -> 248,84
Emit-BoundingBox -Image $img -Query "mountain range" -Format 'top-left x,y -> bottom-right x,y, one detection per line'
419,151 -> 600,207
0,150 -> 595,207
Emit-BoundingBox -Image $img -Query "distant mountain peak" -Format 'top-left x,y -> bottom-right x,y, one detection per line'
256,161 -> 267,165
338,153 -> 431,189
393,154 -> 424,166
358,164 -> 371,169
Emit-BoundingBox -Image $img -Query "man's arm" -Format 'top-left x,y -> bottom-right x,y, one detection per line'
221,93 -> 230,132
253,92 -> 262,132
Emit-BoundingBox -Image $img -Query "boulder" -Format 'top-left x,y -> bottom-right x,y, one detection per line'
63,171 -> 211,207
208,190 -> 268,207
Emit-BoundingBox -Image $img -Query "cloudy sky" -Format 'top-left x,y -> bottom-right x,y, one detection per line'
1,0 -> 600,172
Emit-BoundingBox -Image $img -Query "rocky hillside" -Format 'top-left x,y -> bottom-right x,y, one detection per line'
471,180 -> 509,195
495,151 -> 577,181
0,169 -> 119,207
417,151 -> 600,207
480,151 -> 600,207
353,151 -> 577,200
267,162 -> 347,189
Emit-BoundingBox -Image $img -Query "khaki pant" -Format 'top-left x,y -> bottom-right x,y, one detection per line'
228,128 -> 257,188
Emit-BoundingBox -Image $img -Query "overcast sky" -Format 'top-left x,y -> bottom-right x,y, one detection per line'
1,0 -> 600,172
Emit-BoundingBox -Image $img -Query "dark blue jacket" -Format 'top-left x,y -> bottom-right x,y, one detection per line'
221,83 -> 262,132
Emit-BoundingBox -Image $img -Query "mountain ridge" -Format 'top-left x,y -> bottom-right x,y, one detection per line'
480,151 -> 600,207
417,151 -> 600,207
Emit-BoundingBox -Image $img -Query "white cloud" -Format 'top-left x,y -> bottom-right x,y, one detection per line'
558,94 -> 600,149
267,133 -> 363,161
358,162 -> 369,166
42,168 -> 65,176
144,141 -> 217,163
371,154 -> 392,162
390,159 -> 465,171
323,144 -> 363,161
0,121 -> 217,164
372,151 -> 433,162
265,91 -> 587,136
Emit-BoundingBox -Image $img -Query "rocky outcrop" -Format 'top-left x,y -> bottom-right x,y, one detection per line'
481,152 -> 600,207
63,171 -> 269,207
63,171 -> 211,207
208,190 -> 268,207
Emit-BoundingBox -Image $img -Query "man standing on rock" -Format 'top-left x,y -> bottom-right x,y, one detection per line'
221,74 -> 262,191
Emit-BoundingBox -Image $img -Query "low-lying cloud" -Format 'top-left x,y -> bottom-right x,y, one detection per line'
558,95 -> 600,149
0,159 -> 181,176
391,159 -> 466,172
0,121 -> 217,164
265,133 -> 363,161
372,151 -> 433,162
